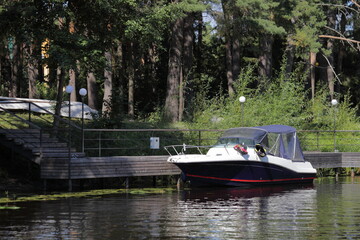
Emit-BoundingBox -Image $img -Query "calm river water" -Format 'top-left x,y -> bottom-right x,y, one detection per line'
1,177 -> 360,239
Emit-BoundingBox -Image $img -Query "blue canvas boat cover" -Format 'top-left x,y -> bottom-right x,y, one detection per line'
222,125 -> 305,161
257,125 -> 304,161
256,124 -> 297,134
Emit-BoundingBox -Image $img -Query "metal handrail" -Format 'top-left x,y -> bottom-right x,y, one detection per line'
164,144 -> 208,156
82,128 -> 360,157
0,106 -> 43,150
0,100 -> 82,129
0,105 -> 42,130
0,100 -> 83,152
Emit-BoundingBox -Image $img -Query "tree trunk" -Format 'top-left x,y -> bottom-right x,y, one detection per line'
326,39 -> 335,99
164,17 -> 183,122
69,68 -> 77,101
195,11 -> 203,78
148,44 -> 157,95
179,13 -> 194,121
53,67 -> 65,129
285,43 -> 295,77
225,38 -> 234,95
310,52 -> 317,100
27,43 -> 39,99
127,42 -> 135,118
232,38 -> 240,84
222,0 -> 235,95
258,34 -> 273,79
326,9 -> 336,99
103,50 -> 113,115
86,72 -> 98,110
9,41 -> 20,97
336,11 -> 346,94
112,41 -> 124,117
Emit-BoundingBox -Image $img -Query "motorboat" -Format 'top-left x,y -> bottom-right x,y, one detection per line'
165,125 -> 317,187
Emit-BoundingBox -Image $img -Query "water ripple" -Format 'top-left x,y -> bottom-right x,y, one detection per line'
2,178 -> 360,239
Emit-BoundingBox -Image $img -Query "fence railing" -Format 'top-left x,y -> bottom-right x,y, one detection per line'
298,130 -> 360,152
1,101 -> 360,157
83,129 -> 223,157
83,129 -> 360,157
0,100 -> 83,153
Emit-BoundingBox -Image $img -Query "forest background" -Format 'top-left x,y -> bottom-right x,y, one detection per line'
0,0 -> 359,133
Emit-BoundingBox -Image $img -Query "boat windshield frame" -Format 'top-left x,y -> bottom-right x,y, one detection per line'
219,127 -> 268,145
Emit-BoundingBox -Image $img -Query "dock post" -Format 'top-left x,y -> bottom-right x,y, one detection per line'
351,168 -> 355,178
68,179 -> 72,192
153,176 -> 157,187
177,178 -> 184,190
125,177 -> 129,189
335,168 -> 339,182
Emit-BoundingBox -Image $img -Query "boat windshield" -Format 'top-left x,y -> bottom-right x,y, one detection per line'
216,137 -> 255,147
214,127 -> 266,148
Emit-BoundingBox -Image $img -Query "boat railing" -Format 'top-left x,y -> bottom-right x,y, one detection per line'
164,144 -> 211,156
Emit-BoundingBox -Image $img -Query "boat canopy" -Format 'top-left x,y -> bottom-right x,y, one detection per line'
221,125 -> 305,161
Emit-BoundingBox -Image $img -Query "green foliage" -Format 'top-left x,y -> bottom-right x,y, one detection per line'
305,91 -> 360,131
233,0 -> 286,35
287,0 -> 326,55
187,63 -> 308,129
0,0 -> 359,130
184,61 -> 360,153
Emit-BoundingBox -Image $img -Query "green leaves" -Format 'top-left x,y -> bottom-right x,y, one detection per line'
287,0 -> 326,55
188,62 -> 305,129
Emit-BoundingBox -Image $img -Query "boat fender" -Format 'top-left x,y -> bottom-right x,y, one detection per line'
234,144 -> 248,155
255,144 -> 266,157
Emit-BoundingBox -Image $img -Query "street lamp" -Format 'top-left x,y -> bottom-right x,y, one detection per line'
331,99 -> 338,152
79,88 -> 87,153
239,96 -> 246,126
65,85 -> 73,191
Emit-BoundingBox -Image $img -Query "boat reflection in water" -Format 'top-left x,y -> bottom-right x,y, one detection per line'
180,183 -> 315,202
173,184 -> 317,239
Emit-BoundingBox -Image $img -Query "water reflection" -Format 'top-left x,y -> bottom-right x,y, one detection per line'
2,178 -> 360,239
181,184 -> 314,201
175,184 -> 317,239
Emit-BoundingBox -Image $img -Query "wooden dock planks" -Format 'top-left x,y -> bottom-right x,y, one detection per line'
41,155 -> 181,179
304,152 -> 342,169
40,152 -> 360,180
304,152 -> 360,168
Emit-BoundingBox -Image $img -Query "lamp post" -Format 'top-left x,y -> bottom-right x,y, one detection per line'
65,85 -> 73,191
79,88 -> 87,153
239,96 -> 246,127
331,99 -> 338,152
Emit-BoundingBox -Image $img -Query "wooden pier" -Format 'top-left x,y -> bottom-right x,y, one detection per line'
41,155 -> 180,179
305,152 -> 360,168
40,152 -> 360,180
